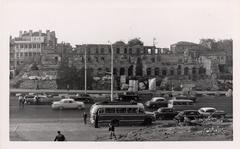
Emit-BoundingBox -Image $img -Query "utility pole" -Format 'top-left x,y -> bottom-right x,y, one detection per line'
108,41 -> 114,102
84,44 -> 87,94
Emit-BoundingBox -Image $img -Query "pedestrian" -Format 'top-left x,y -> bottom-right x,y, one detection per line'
109,122 -> 117,140
54,131 -> 66,141
21,96 -> 25,109
83,112 -> 87,124
18,95 -> 24,109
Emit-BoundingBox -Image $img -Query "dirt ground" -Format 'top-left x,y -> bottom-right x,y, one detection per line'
95,119 -> 233,141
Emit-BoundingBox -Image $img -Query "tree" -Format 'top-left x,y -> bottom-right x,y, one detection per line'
56,64 -> 94,90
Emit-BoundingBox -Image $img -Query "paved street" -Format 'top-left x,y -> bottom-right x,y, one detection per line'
9,95 -> 233,141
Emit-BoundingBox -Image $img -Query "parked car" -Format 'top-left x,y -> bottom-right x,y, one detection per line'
174,110 -> 202,123
117,92 -> 140,102
24,95 -> 36,104
145,97 -> 168,108
70,96 -> 94,104
198,107 -> 226,119
154,107 -> 179,120
51,98 -> 85,110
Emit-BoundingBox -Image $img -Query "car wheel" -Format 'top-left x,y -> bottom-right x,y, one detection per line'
59,106 -> 64,110
78,106 -> 82,110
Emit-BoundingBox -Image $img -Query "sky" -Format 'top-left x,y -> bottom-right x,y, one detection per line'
2,0 -> 237,48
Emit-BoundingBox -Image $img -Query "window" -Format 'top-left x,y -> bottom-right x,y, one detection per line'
101,57 -> 105,62
127,108 -> 138,113
124,48 -> 127,54
20,44 -> 23,48
96,48 -> 99,54
29,52 -> 32,57
20,52 -> 23,57
148,49 -> 151,54
147,68 -> 151,76
33,44 -> 36,48
29,44 -> 32,48
95,57 -> 99,62
116,108 -> 126,113
155,68 -> 159,76
105,108 -> 115,113
98,108 -> 104,114
101,48 -> 104,54
116,48 -> 120,54
24,44 -> 27,49
25,53 -> 28,56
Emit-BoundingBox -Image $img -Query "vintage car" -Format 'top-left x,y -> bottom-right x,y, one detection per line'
198,107 -> 226,119
145,97 -> 168,108
69,95 -> 94,104
174,110 -> 202,123
154,107 -> 179,120
51,98 -> 85,110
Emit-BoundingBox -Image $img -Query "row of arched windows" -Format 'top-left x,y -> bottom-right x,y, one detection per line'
93,66 -> 206,76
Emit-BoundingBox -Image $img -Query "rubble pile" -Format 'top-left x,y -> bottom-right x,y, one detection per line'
96,120 -> 233,141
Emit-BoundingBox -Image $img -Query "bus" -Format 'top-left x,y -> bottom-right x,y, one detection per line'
168,99 -> 194,111
90,101 -> 155,128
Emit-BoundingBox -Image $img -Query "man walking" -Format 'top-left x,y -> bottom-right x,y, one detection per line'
54,131 -> 66,141
109,122 -> 117,140
83,112 -> 87,124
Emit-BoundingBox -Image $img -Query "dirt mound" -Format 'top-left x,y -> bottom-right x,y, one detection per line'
95,122 -> 233,141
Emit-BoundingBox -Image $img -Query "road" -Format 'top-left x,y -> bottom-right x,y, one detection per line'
9,95 -> 233,141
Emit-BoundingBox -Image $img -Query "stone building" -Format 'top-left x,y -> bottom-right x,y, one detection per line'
69,39 -> 205,89
10,30 -> 58,69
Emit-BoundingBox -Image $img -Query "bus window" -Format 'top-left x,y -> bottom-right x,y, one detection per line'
105,108 -> 115,113
98,108 -> 104,114
127,108 -> 138,113
116,108 -> 126,113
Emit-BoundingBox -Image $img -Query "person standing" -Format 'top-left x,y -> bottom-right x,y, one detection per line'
109,123 -> 117,140
18,95 -> 23,109
83,112 -> 87,124
54,131 -> 66,141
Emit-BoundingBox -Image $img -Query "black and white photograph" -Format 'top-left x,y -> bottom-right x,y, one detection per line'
1,0 -> 240,148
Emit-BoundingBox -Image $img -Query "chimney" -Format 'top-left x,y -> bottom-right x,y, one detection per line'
19,31 -> 22,37
23,31 -> 27,34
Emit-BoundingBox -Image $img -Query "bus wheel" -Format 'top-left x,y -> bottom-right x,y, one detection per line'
144,118 -> 152,125
111,119 -> 119,127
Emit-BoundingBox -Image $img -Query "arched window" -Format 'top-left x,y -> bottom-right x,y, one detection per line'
162,69 -> 167,76
147,68 -> 151,76
184,67 -> 189,75
128,65 -> 133,76
192,67 -> 196,74
170,68 -> 174,75
120,67 -> 125,75
113,68 -> 117,75
154,68 -> 159,76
